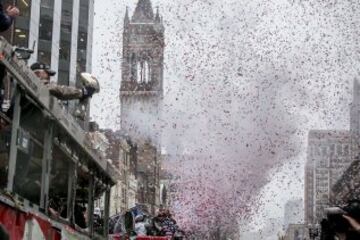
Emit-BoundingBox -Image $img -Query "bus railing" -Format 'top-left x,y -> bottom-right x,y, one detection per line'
0,36 -> 118,185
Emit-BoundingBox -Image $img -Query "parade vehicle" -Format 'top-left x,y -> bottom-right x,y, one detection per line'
0,36 -> 118,240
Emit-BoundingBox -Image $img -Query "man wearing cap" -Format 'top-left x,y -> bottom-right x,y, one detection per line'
30,62 -> 99,101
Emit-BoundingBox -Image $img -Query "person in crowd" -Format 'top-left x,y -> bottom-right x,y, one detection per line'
30,62 -> 99,101
153,210 -> 166,235
74,204 -> 87,229
93,207 -> 104,235
161,210 -> 178,236
0,1 -> 19,32
152,209 -> 178,236
134,215 -> 147,236
0,2 -> 19,111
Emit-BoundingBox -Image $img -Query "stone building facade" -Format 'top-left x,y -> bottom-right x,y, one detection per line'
102,130 -> 138,216
120,0 -> 164,214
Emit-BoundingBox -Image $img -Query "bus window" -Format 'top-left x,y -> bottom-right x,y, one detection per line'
75,167 -> 90,229
0,116 -> 11,189
13,96 -> 46,205
48,144 -> 71,220
94,181 -> 110,236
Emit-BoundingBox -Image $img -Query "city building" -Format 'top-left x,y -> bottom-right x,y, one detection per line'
331,159 -> 360,205
159,154 -> 176,208
330,79 -> 360,205
4,0 -> 94,87
100,129 -> 138,216
350,78 -> 360,162
283,224 -> 309,240
304,130 -> 352,224
284,199 -> 303,229
1,0 -> 94,128
120,0 -> 164,214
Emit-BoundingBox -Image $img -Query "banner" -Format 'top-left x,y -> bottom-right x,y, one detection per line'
23,219 -> 46,240
61,226 -> 89,240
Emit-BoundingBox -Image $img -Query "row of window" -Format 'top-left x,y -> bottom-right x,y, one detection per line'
8,0 -> 90,87
310,144 -> 351,157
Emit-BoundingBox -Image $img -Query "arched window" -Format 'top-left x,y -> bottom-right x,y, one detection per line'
136,61 -> 142,83
136,60 -> 151,83
144,61 -> 151,83
130,54 -> 136,81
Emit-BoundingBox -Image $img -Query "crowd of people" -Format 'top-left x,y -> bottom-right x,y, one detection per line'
132,208 -> 185,239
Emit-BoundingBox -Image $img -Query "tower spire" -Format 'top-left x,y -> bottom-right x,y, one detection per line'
132,0 -> 154,23
155,6 -> 160,22
124,6 -> 130,25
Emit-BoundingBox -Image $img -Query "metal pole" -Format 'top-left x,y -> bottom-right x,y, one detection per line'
104,187 -> 111,237
67,163 -> 77,223
6,88 -> 20,192
40,121 -> 53,211
87,175 -> 94,236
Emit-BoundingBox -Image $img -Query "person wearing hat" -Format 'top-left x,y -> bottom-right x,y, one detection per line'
31,62 -> 99,101
134,215 -> 147,236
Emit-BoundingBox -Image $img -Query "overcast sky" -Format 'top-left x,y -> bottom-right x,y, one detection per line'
91,0 -> 359,238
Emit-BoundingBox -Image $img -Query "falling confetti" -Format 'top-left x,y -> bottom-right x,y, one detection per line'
91,0 -> 360,238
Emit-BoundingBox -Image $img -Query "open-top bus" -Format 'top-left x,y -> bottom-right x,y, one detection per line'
0,36 -> 118,240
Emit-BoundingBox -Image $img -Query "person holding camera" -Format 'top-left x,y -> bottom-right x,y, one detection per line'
321,200 -> 360,240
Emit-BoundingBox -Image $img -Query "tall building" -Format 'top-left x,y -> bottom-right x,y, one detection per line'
350,78 -> 360,161
283,224 -> 309,240
304,130 -> 352,224
103,130 -> 138,216
120,0 -> 164,214
284,199 -> 303,229
4,0 -> 94,87
1,0 -> 95,127
330,79 -> 360,204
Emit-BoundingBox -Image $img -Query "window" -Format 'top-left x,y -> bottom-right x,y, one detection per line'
39,10 -> 54,41
13,28 -> 29,47
38,50 -> 51,65
337,145 -> 343,155
130,54 -> 137,80
58,0 -> 73,86
13,0 -> 32,47
48,144 -> 71,219
18,0 -> 32,17
13,97 -> 46,205
76,0 -> 89,87
344,145 -> 350,156
0,121 -> 11,189
41,0 -> 54,8
136,60 -> 151,83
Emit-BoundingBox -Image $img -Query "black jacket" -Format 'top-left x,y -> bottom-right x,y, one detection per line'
0,2 -> 13,32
